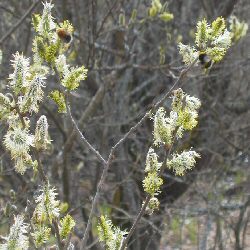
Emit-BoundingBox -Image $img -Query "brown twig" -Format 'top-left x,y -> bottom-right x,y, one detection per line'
63,83 -> 106,157
121,194 -> 151,249
33,148 -> 48,183
67,105 -> 107,166
96,0 -> 120,38
53,219 -> 64,250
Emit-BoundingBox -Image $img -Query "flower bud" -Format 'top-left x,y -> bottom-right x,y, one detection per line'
34,115 -> 50,150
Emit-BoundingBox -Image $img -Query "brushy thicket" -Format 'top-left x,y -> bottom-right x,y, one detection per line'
0,1 -> 248,249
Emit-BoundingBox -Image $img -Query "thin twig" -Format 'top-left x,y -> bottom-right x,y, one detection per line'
0,0 -> 40,45
53,219 -> 64,250
121,194 -> 151,249
96,0 -> 120,37
67,105 -> 107,166
33,148 -> 48,183
64,232 -> 72,250
63,82 -> 106,156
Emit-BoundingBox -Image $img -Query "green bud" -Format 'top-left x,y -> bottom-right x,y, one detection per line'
32,225 -> 51,248
60,214 -> 76,239
119,13 -> 126,26
149,6 -> 158,17
32,14 -> 41,32
130,9 -> 137,22
34,115 -> 51,150
211,17 -> 226,37
159,12 -> 174,22
49,90 -> 67,113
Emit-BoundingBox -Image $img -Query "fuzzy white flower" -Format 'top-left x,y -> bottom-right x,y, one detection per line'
97,215 -> 127,250
34,183 -> 60,223
173,90 -> 201,131
9,52 -> 30,93
19,75 -> 46,113
97,215 -> 113,243
5,113 -> 23,130
4,127 -> 33,174
109,227 -> 127,250
185,95 -> 201,111
172,88 -> 184,112
145,148 -> 162,173
55,55 -> 70,77
178,43 -> 198,65
167,111 -> 184,138
31,225 -> 51,248
38,2 -> 56,35
167,150 -> 200,176
146,197 -> 160,214
14,153 -> 33,175
4,128 -> 33,158
143,172 -> 163,196
34,115 -> 51,150
153,90 -> 201,146
0,93 -> 12,108
0,93 -> 13,120
0,215 -> 29,250
153,107 -> 175,147
212,30 -> 232,49
62,66 -> 88,90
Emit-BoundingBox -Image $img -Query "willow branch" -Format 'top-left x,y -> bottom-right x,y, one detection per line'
120,128 -> 179,250
79,59 -> 198,249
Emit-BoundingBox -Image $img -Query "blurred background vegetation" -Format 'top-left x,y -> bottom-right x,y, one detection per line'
0,0 -> 249,249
